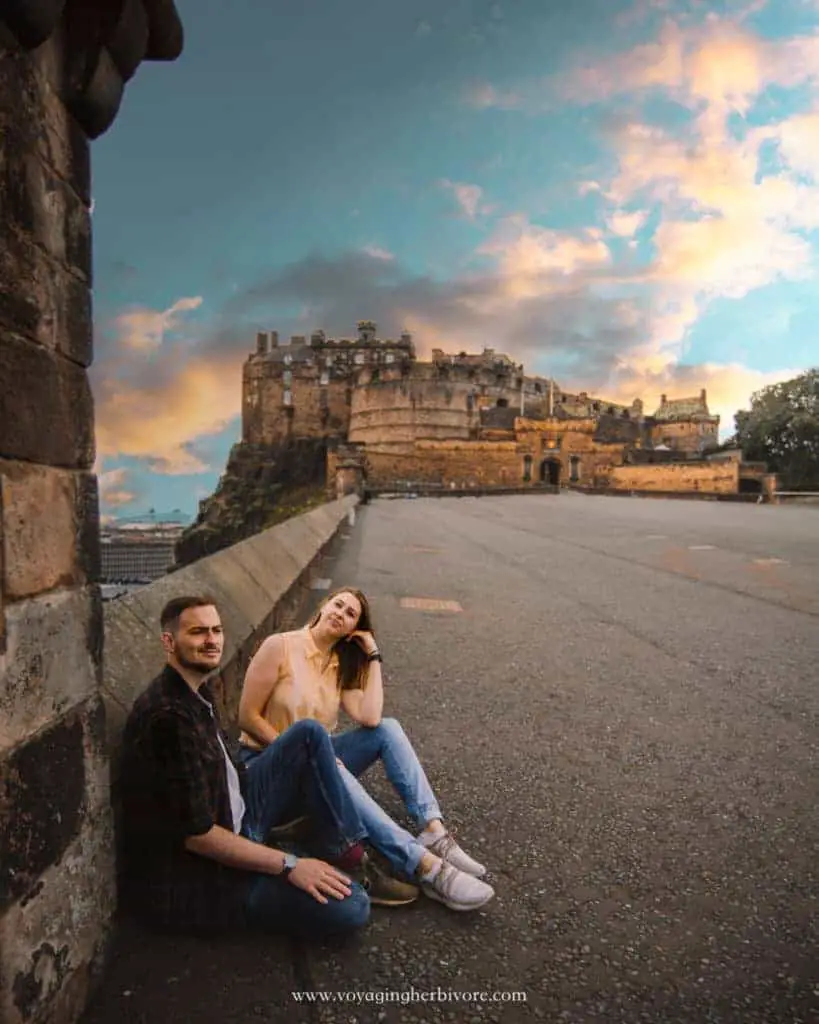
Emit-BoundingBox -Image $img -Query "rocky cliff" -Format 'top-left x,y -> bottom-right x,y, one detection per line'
174,439 -> 329,567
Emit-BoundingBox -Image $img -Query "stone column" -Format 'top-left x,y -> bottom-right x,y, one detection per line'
0,5 -> 183,1024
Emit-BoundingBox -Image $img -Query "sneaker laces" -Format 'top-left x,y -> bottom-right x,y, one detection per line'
427,829 -> 461,860
428,861 -> 462,898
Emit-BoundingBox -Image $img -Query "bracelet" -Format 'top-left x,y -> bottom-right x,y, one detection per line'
367,650 -> 382,663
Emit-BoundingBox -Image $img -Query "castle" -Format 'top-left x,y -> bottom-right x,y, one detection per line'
241,321 -> 740,496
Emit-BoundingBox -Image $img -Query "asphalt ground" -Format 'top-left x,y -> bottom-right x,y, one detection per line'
82,493 -> 819,1024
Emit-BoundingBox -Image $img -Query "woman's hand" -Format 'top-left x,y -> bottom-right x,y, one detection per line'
346,630 -> 378,657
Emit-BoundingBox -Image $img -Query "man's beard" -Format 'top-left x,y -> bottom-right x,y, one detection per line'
175,649 -> 219,675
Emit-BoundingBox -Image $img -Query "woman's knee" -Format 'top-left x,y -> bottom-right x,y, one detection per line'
376,716 -> 407,743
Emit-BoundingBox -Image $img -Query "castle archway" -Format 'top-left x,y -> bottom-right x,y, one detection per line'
540,458 -> 561,485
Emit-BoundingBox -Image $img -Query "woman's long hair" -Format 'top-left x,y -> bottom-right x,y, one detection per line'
308,587 -> 375,691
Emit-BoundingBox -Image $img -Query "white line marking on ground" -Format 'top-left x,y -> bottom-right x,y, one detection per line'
688,545 -> 716,550
752,557 -> 788,566
645,534 -> 668,540
310,578 -> 333,590
400,598 -> 463,612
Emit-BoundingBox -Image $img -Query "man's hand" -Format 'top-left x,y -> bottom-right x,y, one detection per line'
347,630 -> 378,656
287,858 -> 353,904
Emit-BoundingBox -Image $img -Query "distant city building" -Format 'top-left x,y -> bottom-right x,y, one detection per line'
99,509 -> 191,587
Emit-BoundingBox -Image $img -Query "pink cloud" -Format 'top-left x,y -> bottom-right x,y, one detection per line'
94,298 -> 243,474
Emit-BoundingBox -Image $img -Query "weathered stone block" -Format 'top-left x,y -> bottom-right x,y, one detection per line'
0,588 -> 99,751
0,713 -> 86,912
0,130 -> 92,279
74,472 -> 101,584
1,461 -> 82,599
0,229 -> 93,365
0,38 -> 92,206
0,333 -> 95,467
0,807 -> 115,1024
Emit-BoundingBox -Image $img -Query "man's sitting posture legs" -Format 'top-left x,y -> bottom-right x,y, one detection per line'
119,595 -> 370,938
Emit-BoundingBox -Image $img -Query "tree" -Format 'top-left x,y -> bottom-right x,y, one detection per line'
733,369 -> 819,489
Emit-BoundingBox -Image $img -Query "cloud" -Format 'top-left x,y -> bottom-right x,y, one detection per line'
361,245 -> 395,261
607,210 -> 648,237
470,15 -> 819,118
92,300 -> 245,474
113,296 -> 204,353
98,467 -> 138,510
440,179 -> 492,220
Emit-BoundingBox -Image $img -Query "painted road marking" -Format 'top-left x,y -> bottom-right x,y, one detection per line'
688,545 -> 716,550
400,598 -> 463,612
645,534 -> 668,540
753,558 -> 788,566
404,545 -> 443,554
310,578 -> 333,590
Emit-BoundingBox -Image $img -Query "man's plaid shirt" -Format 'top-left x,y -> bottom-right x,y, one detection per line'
119,665 -> 251,933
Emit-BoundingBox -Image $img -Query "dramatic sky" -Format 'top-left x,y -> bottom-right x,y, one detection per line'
92,0 -> 819,518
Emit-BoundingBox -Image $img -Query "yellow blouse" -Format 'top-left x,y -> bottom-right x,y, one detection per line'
251,626 -> 342,739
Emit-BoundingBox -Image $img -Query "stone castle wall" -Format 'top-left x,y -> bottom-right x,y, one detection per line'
0,5 -> 183,1023
602,461 -> 740,493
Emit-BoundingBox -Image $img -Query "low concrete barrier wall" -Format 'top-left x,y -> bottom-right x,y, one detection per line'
102,494 -> 358,756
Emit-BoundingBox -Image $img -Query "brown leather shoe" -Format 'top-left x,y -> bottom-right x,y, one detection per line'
354,857 -> 419,907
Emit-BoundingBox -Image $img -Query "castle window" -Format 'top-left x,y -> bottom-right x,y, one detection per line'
522,455 -> 533,483
320,371 -> 329,386
283,353 -> 292,365
283,370 -> 292,386
569,456 -> 581,482
319,389 -> 329,408
354,352 -> 365,365
283,390 -> 292,406
385,353 -> 395,364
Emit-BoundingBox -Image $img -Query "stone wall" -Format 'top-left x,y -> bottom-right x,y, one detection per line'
243,359 -> 351,444
344,440 -> 527,489
0,34 -> 106,1024
0,5 -> 183,1023
348,380 -> 479,444
602,461 -> 740,493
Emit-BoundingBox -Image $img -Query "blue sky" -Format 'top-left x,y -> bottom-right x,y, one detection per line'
91,0 -> 819,517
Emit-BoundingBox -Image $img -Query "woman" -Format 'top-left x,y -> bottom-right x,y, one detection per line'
238,587 -> 494,912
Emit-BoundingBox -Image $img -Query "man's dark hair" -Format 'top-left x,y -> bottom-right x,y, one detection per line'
160,595 -> 219,633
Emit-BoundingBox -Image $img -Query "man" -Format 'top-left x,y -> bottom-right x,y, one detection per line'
118,594 -> 370,937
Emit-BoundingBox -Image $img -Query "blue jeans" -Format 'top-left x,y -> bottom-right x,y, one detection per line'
237,719 -> 370,937
332,717 -> 443,878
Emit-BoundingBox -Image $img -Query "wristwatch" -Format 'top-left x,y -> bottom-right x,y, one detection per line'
280,852 -> 298,879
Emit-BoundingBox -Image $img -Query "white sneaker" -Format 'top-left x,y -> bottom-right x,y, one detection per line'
420,830 -> 486,877
420,862 -> 495,912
